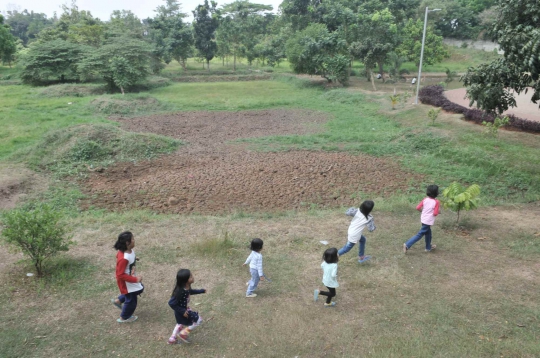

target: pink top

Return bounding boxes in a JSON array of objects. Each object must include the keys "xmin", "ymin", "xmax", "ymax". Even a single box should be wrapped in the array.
[{"xmin": 417, "ymin": 197, "xmax": 440, "ymax": 226}]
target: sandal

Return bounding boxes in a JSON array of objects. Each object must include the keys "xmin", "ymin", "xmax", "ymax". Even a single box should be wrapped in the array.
[
  {"xmin": 117, "ymin": 315, "xmax": 138, "ymax": 323},
  {"xmin": 111, "ymin": 298, "xmax": 122, "ymax": 310}
]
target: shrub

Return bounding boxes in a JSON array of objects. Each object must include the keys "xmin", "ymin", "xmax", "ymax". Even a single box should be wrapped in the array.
[
  {"xmin": 389, "ymin": 94, "xmax": 400, "ymax": 109},
  {"xmin": 0, "ymin": 204, "xmax": 73, "ymax": 277},
  {"xmin": 461, "ymin": 42, "xmax": 469, "ymax": 48},
  {"xmin": 428, "ymin": 107, "xmax": 441, "ymax": 125},
  {"xmin": 418, "ymin": 85, "xmax": 540, "ymax": 133},
  {"xmin": 442, "ymin": 182, "xmax": 480, "ymax": 224},
  {"xmin": 483, "ymin": 116, "xmax": 510, "ymax": 137}
]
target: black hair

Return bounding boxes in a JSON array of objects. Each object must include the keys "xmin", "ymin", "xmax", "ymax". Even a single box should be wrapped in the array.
[
  {"xmin": 426, "ymin": 185, "xmax": 439, "ymax": 198},
  {"xmin": 113, "ymin": 231, "xmax": 133, "ymax": 252},
  {"xmin": 359, "ymin": 200, "xmax": 375, "ymax": 219},
  {"xmin": 172, "ymin": 269, "xmax": 191, "ymax": 298},
  {"xmin": 250, "ymin": 238, "xmax": 263, "ymax": 252},
  {"xmin": 323, "ymin": 247, "xmax": 339, "ymax": 264}
]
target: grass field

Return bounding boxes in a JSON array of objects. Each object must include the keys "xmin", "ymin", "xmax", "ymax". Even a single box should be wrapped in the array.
[{"xmin": 1, "ymin": 47, "xmax": 539, "ymax": 358}]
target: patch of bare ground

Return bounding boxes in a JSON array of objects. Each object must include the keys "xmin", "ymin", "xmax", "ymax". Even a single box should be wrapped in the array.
[
  {"xmin": 80, "ymin": 109, "xmax": 422, "ymax": 214},
  {"xmin": 0, "ymin": 164, "xmax": 48, "ymax": 211}
]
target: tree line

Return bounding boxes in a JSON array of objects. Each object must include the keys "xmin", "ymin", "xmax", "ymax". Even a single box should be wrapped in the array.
[{"xmin": 0, "ymin": 0, "xmax": 502, "ymax": 91}]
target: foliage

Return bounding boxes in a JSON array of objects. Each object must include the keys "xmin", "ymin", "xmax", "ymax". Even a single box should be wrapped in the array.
[
  {"xmin": 434, "ymin": 1, "xmax": 481, "ymax": 39},
  {"xmin": 0, "ymin": 14, "xmax": 18, "ymax": 66},
  {"xmin": 482, "ymin": 115, "xmax": 509, "ymax": 137},
  {"xmin": 427, "ymin": 107, "xmax": 441, "ymax": 125},
  {"xmin": 147, "ymin": 0, "xmax": 194, "ymax": 70},
  {"xmin": 106, "ymin": 10, "xmax": 145, "ymax": 39},
  {"xmin": 442, "ymin": 182, "xmax": 480, "ymax": 224},
  {"xmin": 286, "ymin": 23, "xmax": 348, "ymax": 84},
  {"xmin": 462, "ymin": 0, "xmax": 540, "ymax": 115},
  {"xmin": 4, "ymin": 9, "xmax": 53, "ymax": 45},
  {"xmin": 78, "ymin": 36, "xmax": 152, "ymax": 93},
  {"xmin": 387, "ymin": 52, "xmax": 407, "ymax": 79},
  {"xmin": 389, "ymin": 94, "xmax": 400, "ymax": 109},
  {"xmin": 0, "ymin": 204, "xmax": 73, "ymax": 277},
  {"xmin": 351, "ymin": 8, "xmax": 398, "ymax": 88},
  {"xmin": 193, "ymin": 0, "xmax": 220, "ymax": 70},
  {"xmin": 397, "ymin": 18, "xmax": 449, "ymax": 68},
  {"xmin": 20, "ymin": 39, "xmax": 90, "ymax": 85},
  {"xmin": 445, "ymin": 67, "xmax": 457, "ymax": 83}
]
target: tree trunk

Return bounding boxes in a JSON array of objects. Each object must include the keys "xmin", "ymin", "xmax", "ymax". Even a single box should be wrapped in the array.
[
  {"xmin": 120, "ymin": 86, "xmax": 125, "ymax": 95},
  {"xmin": 207, "ymin": 59, "xmax": 210, "ymax": 71},
  {"xmin": 370, "ymin": 70, "xmax": 377, "ymax": 91},
  {"xmin": 378, "ymin": 62, "xmax": 385, "ymax": 83},
  {"xmin": 222, "ymin": 56, "xmax": 225, "ymax": 67},
  {"xmin": 233, "ymin": 52, "xmax": 236, "ymax": 71}
]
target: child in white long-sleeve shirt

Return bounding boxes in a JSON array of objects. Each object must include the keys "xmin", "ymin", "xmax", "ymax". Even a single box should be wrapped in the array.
[{"xmin": 243, "ymin": 238, "xmax": 264, "ymax": 298}]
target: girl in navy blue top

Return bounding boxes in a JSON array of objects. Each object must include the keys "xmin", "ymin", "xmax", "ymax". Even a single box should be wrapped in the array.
[{"xmin": 168, "ymin": 269, "xmax": 206, "ymax": 344}]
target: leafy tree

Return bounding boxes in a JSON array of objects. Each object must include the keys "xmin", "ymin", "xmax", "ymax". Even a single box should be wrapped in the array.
[
  {"xmin": 106, "ymin": 10, "xmax": 145, "ymax": 39},
  {"xmin": 0, "ymin": 204, "xmax": 73, "ymax": 277},
  {"xmin": 193, "ymin": 0, "xmax": 220, "ymax": 70},
  {"xmin": 286, "ymin": 23, "xmax": 349, "ymax": 84},
  {"xmin": 78, "ymin": 36, "xmax": 152, "ymax": 93},
  {"xmin": 220, "ymin": 0, "xmax": 273, "ymax": 69},
  {"xmin": 351, "ymin": 8, "xmax": 398, "ymax": 89},
  {"xmin": 462, "ymin": 0, "xmax": 540, "ymax": 114},
  {"xmin": 4, "ymin": 10, "xmax": 53, "ymax": 45},
  {"xmin": 0, "ymin": 14, "xmax": 17, "ymax": 66},
  {"xmin": 397, "ymin": 18, "xmax": 448, "ymax": 69},
  {"xmin": 435, "ymin": 1, "xmax": 480, "ymax": 39},
  {"xmin": 387, "ymin": 51, "xmax": 408, "ymax": 79},
  {"xmin": 34, "ymin": 1, "xmax": 104, "ymax": 46},
  {"xmin": 20, "ymin": 39, "xmax": 90, "ymax": 84},
  {"xmin": 442, "ymin": 182, "xmax": 480, "ymax": 224},
  {"xmin": 148, "ymin": 0, "xmax": 194, "ymax": 70}
]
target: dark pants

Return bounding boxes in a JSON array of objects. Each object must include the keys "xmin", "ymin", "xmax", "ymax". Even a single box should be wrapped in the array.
[
  {"xmin": 118, "ymin": 288, "xmax": 144, "ymax": 320},
  {"xmin": 319, "ymin": 286, "xmax": 336, "ymax": 304}
]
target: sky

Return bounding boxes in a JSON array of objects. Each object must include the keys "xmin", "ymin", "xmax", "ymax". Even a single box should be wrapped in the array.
[{"xmin": 2, "ymin": 0, "xmax": 283, "ymax": 21}]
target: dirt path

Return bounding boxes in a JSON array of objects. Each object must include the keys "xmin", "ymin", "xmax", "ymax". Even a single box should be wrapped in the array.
[
  {"xmin": 446, "ymin": 88, "xmax": 540, "ymax": 122},
  {"xmin": 81, "ymin": 109, "xmax": 422, "ymax": 214}
]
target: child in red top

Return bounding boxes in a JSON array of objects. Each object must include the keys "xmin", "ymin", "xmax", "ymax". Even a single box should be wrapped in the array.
[
  {"xmin": 111, "ymin": 231, "xmax": 144, "ymax": 323},
  {"xmin": 403, "ymin": 185, "xmax": 440, "ymax": 253}
]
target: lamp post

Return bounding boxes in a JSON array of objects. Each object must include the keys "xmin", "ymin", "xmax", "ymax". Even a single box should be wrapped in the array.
[{"xmin": 415, "ymin": 7, "xmax": 441, "ymax": 105}]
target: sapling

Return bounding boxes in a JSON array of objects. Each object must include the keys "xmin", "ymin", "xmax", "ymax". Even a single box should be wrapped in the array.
[
  {"xmin": 428, "ymin": 108, "xmax": 441, "ymax": 125},
  {"xmin": 442, "ymin": 182, "xmax": 480, "ymax": 224}
]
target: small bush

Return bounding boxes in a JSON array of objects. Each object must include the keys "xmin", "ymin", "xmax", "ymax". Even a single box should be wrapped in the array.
[
  {"xmin": 461, "ymin": 42, "xmax": 469, "ymax": 48},
  {"xmin": 389, "ymin": 94, "xmax": 400, "ymax": 109},
  {"xmin": 428, "ymin": 108, "xmax": 441, "ymax": 125},
  {"xmin": 483, "ymin": 116, "xmax": 510, "ymax": 137},
  {"xmin": 191, "ymin": 231, "xmax": 239, "ymax": 258},
  {"xmin": 442, "ymin": 182, "xmax": 480, "ymax": 224},
  {"xmin": 0, "ymin": 204, "xmax": 73, "ymax": 277}
]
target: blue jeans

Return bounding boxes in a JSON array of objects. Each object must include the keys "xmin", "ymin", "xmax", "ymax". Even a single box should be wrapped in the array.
[
  {"xmin": 405, "ymin": 224, "xmax": 432, "ymax": 250},
  {"xmin": 118, "ymin": 287, "xmax": 144, "ymax": 320},
  {"xmin": 338, "ymin": 235, "xmax": 366, "ymax": 257},
  {"xmin": 246, "ymin": 269, "xmax": 260, "ymax": 295}
]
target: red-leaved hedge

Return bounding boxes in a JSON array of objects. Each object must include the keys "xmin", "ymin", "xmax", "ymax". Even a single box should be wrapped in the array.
[{"xmin": 418, "ymin": 85, "xmax": 540, "ymax": 134}]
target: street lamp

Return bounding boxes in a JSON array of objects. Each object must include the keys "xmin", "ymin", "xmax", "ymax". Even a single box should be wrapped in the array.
[{"xmin": 415, "ymin": 7, "xmax": 442, "ymax": 105}]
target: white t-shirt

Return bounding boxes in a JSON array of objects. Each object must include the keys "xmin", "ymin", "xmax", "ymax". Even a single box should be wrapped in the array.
[
  {"xmin": 347, "ymin": 211, "xmax": 373, "ymax": 243},
  {"xmin": 124, "ymin": 250, "xmax": 143, "ymax": 293}
]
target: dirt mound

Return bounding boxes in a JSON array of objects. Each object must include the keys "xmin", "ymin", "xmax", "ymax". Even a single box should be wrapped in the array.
[
  {"xmin": 81, "ymin": 109, "xmax": 422, "ymax": 214},
  {"xmin": 0, "ymin": 166, "xmax": 48, "ymax": 210},
  {"xmin": 40, "ymin": 84, "xmax": 106, "ymax": 97},
  {"xmin": 90, "ymin": 95, "xmax": 165, "ymax": 116}
]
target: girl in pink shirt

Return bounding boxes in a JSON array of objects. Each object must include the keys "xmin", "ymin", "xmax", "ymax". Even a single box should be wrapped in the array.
[{"xmin": 403, "ymin": 185, "xmax": 440, "ymax": 253}]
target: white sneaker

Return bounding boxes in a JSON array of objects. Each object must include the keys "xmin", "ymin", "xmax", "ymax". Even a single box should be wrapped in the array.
[{"xmin": 246, "ymin": 293, "xmax": 257, "ymax": 298}]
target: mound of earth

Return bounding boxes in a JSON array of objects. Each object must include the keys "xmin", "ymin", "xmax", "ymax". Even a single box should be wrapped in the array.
[
  {"xmin": 81, "ymin": 109, "xmax": 422, "ymax": 214},
  {"xmin": 0, "ymin": 166, "xmax": 48, "ymax": 210}
]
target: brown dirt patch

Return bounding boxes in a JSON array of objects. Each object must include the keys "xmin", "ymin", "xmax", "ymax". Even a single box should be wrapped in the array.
[
  {"xmin": 446, "ymin": 87, "xmax": 540, "ymax": 122},
  {"xmin": 81, "ymin": 109, "xmax": 422, "ymax": 214},
  {"xmin": 0, "ymin": 165, "xmax": 48, "ymax": 211}
]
